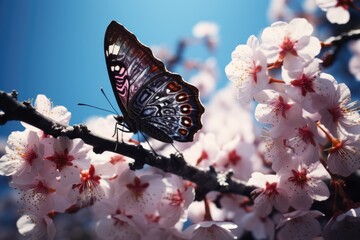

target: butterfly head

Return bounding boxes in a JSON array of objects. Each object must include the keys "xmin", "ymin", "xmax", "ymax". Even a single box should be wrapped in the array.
[{"xmin": 113, "ymin": 114, "xmax": 138, "ymax": 134}]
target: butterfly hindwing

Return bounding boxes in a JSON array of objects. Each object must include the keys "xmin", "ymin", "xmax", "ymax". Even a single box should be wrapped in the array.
[{"xmin": 130, "ymin": 73, "xmax": 204, "ymax": 142}]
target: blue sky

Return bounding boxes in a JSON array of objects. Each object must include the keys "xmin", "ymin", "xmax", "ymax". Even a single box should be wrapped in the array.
[{"xmin": 0, "ymin": 1, "xmax": 269, "ymax": 137}]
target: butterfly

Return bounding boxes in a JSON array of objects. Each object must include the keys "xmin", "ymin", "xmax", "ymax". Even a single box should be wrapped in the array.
[{"xmin": 104, "ymin": 21, "xmax": 204, "ymax": 143}]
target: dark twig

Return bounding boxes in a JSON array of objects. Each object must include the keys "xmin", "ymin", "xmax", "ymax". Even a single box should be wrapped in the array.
[
  {"xmin": 0, "ymin": 90, "xmax": 255, "ymax": 200},
  {"xmin": 321, "ymin": 29, "xmax": 360, "ymax": 67}
]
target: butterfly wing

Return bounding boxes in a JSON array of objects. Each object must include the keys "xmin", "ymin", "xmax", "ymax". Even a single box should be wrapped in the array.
[
  {"xmin": 130, "ymin": 72, "xmax": 204, "ymax": 142},
  {"xmin": 104, "ymin": 21, "xmax": 204, "ymax": 143},
  {"xmin": 104, "ymin": 21, "xmax": 164, "ymax": 115}
]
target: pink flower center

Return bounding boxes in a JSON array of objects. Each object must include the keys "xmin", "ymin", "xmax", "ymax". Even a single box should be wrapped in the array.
[
  {"xmin": 291, "ymin": 74, "xmax": 316, "ymax": 96},
  {"xmin": 328, "ymin": 105, "xmax": 343, "ymax": 124},
  {"xmin": 279, "ymin": 36, "xmax": 298, "ymax": 60},
  {"xmin": 45, "ymin": 148, "xmax": 74, "ymax": 171},
  {"xmin": 273, "ymin": 96, "xmax": 292, "ymax": 118},
  {"xmin": 298, "ymin": 125, "xmax": 316, "ymax": 146},
  {"xmin": 126, "ymin": 177, "xmax": 149, "ymax": 200},
  {"xmin": 250, "ymin": 64, "xmax": 262, "ymax": 83},
  {"xmin": 165, "ymin": 189, "xmax": 184, "ymax": 207},
  {"xmin": 33, "ymin": 181, "xmax": 56, "ymax": 195},
  {"xmin": 21, "ymin": 147, "xmax": 38, "ymax": 165},
  {"xmin": 228, "ymin": 149, "xmax": 241, "ymax": 166},
  {"xmin": 288, "ymin": 168, "xmax": 309, "ymax": 188},
  {"xmin": 264, "ymin": 182, "xmax": 279, "ymax": 196},
  {"xmin": 73, "ymin": 165, "xmax": 101, "ymax": 194}
]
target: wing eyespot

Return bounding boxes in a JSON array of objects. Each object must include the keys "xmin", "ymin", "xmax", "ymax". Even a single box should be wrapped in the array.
[
  {"xmin": 180, "ymin": 104, "xmax": 192, "ymax": 114},
  {"xmin": 176, "ymin": 92, "xmax": 189, "ymax": 102},
  {"xmin": 181, "ymin": 116, "xmax": 192, "ymax": 127},
  {"xmin": 178, "ymin": 128, "xmax": 188, "ymax": 136}
]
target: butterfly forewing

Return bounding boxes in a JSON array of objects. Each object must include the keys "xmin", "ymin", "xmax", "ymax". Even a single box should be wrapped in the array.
[
  {"xmin": 105, "ymin": 21, "xmax": 164, "ymax": 112},
  {"xmin": 104, "ymin": 21, "xmax": 204, "ymax": 143}
]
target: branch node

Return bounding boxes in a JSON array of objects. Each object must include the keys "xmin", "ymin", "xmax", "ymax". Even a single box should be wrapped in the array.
[
  {"xmin": 168, "ymin": 153, "xmax": 187, "ymax": 173},
  {"xmin": 93, "ymin": 146, "xmax": 105, "ymax": 154},
  {"xmin": 217, "ymin": 170, "xmax": 233, "ymax": 189},
  {"xmin": 72, "ymin": 124, "xmax": 90, "ymax": 137},
  {"xmin": 51, "ymin": 124, "xmax": 64, "ymax": 138},
  {"xmin": 10, "ymin": 90, "xmax": 18, "ymax": 100},
  {"xmin": 22, "ymin": 100, "xmax": 32, "ymax": 108},
  {"xmin": 129, "ymin": 160, "xmax": 145, "ymax": 170}
]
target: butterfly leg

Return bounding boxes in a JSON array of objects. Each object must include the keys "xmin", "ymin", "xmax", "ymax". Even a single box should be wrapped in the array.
[
  {"xmin": 113, "ymin": 122, "xmax": 132, "ymax": 151},
  {"xmin": 140, "ymin": 132, "xmax": 159, "ymax": 157},
  {"xmin": 170, "ymin": 143, "xmax": 183, "ymax": 158}
]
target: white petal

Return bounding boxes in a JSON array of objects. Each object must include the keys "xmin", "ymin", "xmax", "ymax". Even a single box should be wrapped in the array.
[{"xmin": 327, "ymin": 7, "xmax": 350, "ymax": 24}]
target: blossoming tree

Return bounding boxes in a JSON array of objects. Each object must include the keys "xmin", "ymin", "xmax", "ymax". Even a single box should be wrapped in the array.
[{"xmin": 2, "ymin": 1, "xmax": 360, "ymax": 239}]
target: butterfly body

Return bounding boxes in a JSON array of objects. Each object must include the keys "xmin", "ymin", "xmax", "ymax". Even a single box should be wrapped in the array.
[{"xmin": 105, "ymin": 21, "xmax": 204, "ymax": 143}]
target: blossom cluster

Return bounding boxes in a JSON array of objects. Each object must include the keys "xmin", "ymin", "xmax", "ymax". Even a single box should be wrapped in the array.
[
  {"xmin": 225, "ymin": 17, "xmax": 360, "ymax": 239},
  {"xmin": 1, "ymin": 95, "xmax": 233, "ymax": 239},
  {"xmin": 269, "ymin": 0, "xmax": 360, "ymax": 25}
]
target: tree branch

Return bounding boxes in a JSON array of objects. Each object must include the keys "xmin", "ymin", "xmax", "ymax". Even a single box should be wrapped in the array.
[
  {"xmin": 321, "ymin": 29, "xmax": 360, "ymax": 67},
  {"xmin": 0, "ymin": 90, "xmax": 255, "ymax": 200}
]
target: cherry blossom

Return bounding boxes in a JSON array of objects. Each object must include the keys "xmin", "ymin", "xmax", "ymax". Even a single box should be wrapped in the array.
[
  {"xmin": 327, "ymin": 130, "xmax": 360, "ymax": 177},
  {"xmin": 260, "ymin": 18, "xmax": 321, "ymax": 71},
  {"xmin": 225, "ymin": 35, "xmax": 269, "ymax": 104},
  {"xmin": 69, "ymin": 164, "xmax": 111, "ymax": 208},
  {"xmin": 255, "ymin": 90, "xmax": 303, "ymax": 138},
  {"xmin": 278, "ymin": 161, "xmax": 330, "ymax": 210},
  {"xmin": 262, "ymin": 135, "xmax": 293, "ymax": 172},
  {"xmin": 182, "ymin": 133, "xmax": 220, "ymax": 168},
  {"xmin": 214, "ymin": 136, "xmax": 260, "ymax": 181},
  {"xmin": 21, "ymin": 94, "xmax": 71, "ymax": 131},
  {"xmin": 85, "ymin": 114, "xmax": 134, "ymax": 142},
  {"xmin": 219, "ymin": 194, "xmax": 247, "ymax": 237},
  {"xmin": 17, "ymin": 213, "xmax": 56, "ymax": 240},
  {"xmin": 282, "ymin": 58, "xmax": 336, "ymax": 113},
  {"xmin": 11, "ymin": 176, "xmax": 70, "ymax": 216},
  {"xmin": 184, "ymin": 221, "xmax": 238, "ymax": 240},
  {"xmin": 158, "ymin": 174, "xmax": 194, "ymax": 228},
  {"xmin": 286, "ymin": 120, "xmax": 324, "ymax": 166},
  {"xmin": 241, "ymin": 211, "xmax": 275, "ymax": 240},
  {"xmin": 192, "ymin": 21, "xmax": 219, "ymax": 50},
  {"xmin": 115, "ymin": 170, "xmax": 165, "ymax": 216},
  {"xmin": 316, "ymin": 0, "xmax": 351, "ymax": 24},
  {"xmin": 43, "ymin": 137, "xmax": 91, "ymax": 186},
  {"xmin": 277, "ymin": 210, "xmax": 324, "ymax": 240},
  {"xmin": 92, "ymin": 195, "xmax": 147, "ymax": 239},
  {"xmin": 0, "ymin": 130, "xmax": 43, "ymax": 182},
  {"xmin": 319, "ymin": 83, "xmax": 360, "ymax": 135},
  {"xmin": 248, "ymin": 172, "xmax": 289, "ymax": 217},
  {"xmin": 267, "ymin": 0, "xmax": 294, "ymax": 21},
  {"xmin": 187, "ymin": 194, "xmax": 227, "ymax": 223}
]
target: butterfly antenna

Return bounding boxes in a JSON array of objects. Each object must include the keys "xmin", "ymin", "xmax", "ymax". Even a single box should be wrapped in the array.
[
  {"xmin": 77, "ymin": 103, "xmax": 116, "ymax": 114},
  {"xmin": 100, "ymin": 87, "xmax": 119, "ymax": 115}
]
